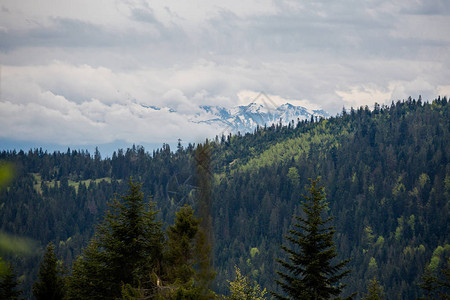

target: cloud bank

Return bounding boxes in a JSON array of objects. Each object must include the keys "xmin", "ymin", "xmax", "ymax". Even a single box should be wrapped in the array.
[{"xmin": 1, "ymin": 0, "xmax": 449, "ymax": 149}]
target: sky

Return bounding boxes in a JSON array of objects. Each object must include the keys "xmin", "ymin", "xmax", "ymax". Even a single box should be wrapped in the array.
[{"xmin": 1, "ymin": 0, "xmax": 450, "ymax": 155}]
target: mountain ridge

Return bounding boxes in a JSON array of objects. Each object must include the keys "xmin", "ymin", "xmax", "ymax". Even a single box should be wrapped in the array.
[
  {"xmin": 143, "ymin": 101, "xmax": 329, "ymax": 134},
  {"xmin": 193, "ymin": 102, "xmax": 329, "ymax": 134}
]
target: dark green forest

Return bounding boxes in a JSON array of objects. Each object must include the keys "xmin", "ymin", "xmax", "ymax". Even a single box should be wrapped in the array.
[{"xmin": 0, "ymin": 97, "xmax": 449, "ymax": 299}]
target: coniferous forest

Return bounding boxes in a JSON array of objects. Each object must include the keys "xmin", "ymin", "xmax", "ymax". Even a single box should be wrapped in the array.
[{"xmin": 0, "ymin": 97, "xmax": 449, "ymax": 299}]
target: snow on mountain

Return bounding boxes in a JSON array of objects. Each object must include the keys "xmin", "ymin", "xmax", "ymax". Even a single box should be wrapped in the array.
[
  {"xmin": 193, "ymin": 102, "xmax": 329, "ymax": 134},
  {"xmin": 143, "ymin": 101, "xmax": 328, "ymax": 135}
]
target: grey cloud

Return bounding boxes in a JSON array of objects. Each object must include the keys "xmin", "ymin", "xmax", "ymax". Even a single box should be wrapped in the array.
[
  {"xmin": 0, "ymin": 18, "xmax": 119, "ymax": 50},
  {"xmin": 0, "ymin": 15, "xmax": 187, "ymax": 51},
  {"xmin": 131, "ymin": 8, "xmax": 159, "ymax": 24},
  {"xmin": 399, "ymin": 0, "xmax": 450, "ymax": 15},
  {"xmin": 201, "ymin": 1, "xmax": 450, "ymax": 62}
]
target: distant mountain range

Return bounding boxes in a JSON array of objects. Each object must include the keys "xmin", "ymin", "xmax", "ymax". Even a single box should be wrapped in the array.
[
  {"xmin": 144, "ymin": 102, "xmax": 329, "ymax": 135},
  {"xmin": 192, "ymin": 102, "xmax": 329, "ymax": 134}
]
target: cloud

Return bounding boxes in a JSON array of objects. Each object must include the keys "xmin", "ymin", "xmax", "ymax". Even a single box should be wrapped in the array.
[
  {"xmin": 1, "ymin": 0, "xmax": 450, "ymax": 148},
  {"xmin": 237, "ymin": 90, "xmax": 321, "ymax": 110},
  {"xmin": 0, "ymin": 96, "xmax": 217, "ymax": 145},
  {"xmin": 336, "ymin": 77, "xmax": 443, "ymax": 109},
  {"xmin": 0, "ymin": 16, "xmax": 178, "ymax": 51},
  {"xmin": 130, "ymin": 7, "xmax": 159, "ymax": 24}
]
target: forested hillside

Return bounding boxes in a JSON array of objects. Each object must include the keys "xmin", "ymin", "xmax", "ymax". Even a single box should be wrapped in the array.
[{"xmin": 0, "ymin": 97, "xmax": 449, "ymax": 299}]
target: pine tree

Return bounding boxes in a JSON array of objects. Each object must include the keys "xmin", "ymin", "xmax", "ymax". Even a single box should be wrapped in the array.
[
  {"xmin": 362, "ymin": 277, "xmax": 384, "ymax": 300},
  {"xmin": 273, "ymin": 178, "xmax": 351, "ymax": 300},
  {"xmin": 32, "ymin": 242, "xmax": 66, "ymax": 300},
  {"xmin": 67, "ymin": 179, "xmax": 164, "ymax": 300},
  {"xmin": 0, "ymin": 260, "xmax": 22, "ymax": 300}
]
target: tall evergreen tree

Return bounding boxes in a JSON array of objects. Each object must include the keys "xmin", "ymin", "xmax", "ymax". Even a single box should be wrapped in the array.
[
  {"xmin": 164, "ymin": 204, "xmax": 216, "ymax": 299},
  {"xmin": 195, "ymin": 142, "xmax": 213, "ymax": 250},
  {"xmin": 418, "ymin": 258, "xmax": 450, "ymax": 300},
  {"xmin": 361, "ymin": 277, "xmax": 384, "ymax": 300},
  {"xmin": 166, "ymin": 205, "xmax": 199, "ymax": 285},
  {"xmin": 273, "ymin": 178, "xmax": 351, "ymax": 300},
  {"xmin": 418, "ymin": 265, "xmax": 439, "ymax": 300},
  {"xmin": 0, "ymin": 260, "xmax": 22, "ymax": 300},
  {"xmin": 32, "ymin": 242, "xmax": 66, "ymax": 300},
  {"xmin": 438, "ymin": 258, "xmax": 450, "ymax": 299},
  {"xmin": 194, "ymin": 142, "xmax": 216, "ymax": 298},
  {"xmin": 67, "ymin": 179, "xmax": 164, "ymax": 300}
]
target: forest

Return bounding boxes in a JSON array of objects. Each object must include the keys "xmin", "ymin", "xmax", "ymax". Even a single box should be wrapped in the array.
[{"xmin": 0, "ymin": 96, "xmax": 449, "ymax": 299}]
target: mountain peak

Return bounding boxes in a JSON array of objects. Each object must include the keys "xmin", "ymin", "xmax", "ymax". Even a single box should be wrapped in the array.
[{"xmin": 192, "ymin": 102, "xmax": 328, "ymax": 134}]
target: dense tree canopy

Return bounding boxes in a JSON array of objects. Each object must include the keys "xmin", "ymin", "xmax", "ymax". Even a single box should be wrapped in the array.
[{"xmin": 0, "ymin": 97, "xmax": 448, "ymax": 299}]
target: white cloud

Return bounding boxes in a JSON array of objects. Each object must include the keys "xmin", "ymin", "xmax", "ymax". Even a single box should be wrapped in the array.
[
  {"xmin": 437, "ymin": 85, "xmax": 450, "ymax": 97},
  {"xmin": 0, "ymin": 97, "xmax": 217, "ymax": 145},
  {"xmin": 237, "ymin": 90, "xmax": 321, "ymax": 110},
  {"xmin": 336, "ymin": 78, "xmax": 444, "ymax": 109},
  {"xmin": 336, "ymin": 86, "xmax": 392, "ymax": 109},
  {"xmin": 1, "ymin": 0, "xmax": 449, "ymax": 149}
]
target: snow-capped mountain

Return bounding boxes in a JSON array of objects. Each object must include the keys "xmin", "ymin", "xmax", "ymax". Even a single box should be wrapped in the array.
[
  {"xmin": 143, "ymin": 101, "xmax": 328, "ymax": 135},
  {"xmin": 193, "ymin": 102, "xmax": 329, "ymax": 134}
]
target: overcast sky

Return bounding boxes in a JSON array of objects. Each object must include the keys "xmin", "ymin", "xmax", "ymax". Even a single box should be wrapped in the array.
[{"xmin": 1, "ymin": 0, "xmax": 449, "ymax": 152}]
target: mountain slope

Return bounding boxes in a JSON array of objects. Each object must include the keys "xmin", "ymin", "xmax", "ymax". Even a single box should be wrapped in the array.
[
  {"xmin": 210, "ymin": 98, "xmax": 449, "ymax": 298},
  {"xmin": 0, "ymin": 97, "xmax": 448, "ymax": 299}
]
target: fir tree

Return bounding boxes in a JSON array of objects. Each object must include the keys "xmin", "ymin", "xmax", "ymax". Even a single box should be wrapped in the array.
[
  {"xmin": 164, "ymin": 204, "xmax": 215, "ymax": 299},
  {"xmin": 273, "ymin": 178, "xmax": 351, "ymax": 300},
  {"xmin": 32, "ymin": 242, "xmax": 66, "ymax": 300},
  {"xmin": 67, "ymin": 179, "xmax": 164, "ymax": 300},
  {"xmin": 418, "ymin": 258, "xmax": 450, "ymax": 300},
  {"xmin": 361, "ymin": 277, "xmax": 384, "ymax": 300},
  {"xmin": 165, "ymin": 204, "xmax": 200, "ymax": 297},
  {"xmin": 418, "ymin": 265, "xmax": 439, "ymax": 300},
  {"xmin": 438, "ymin": 258, "xmax": 450, "ymax": 299},
  {"xmin": 0, "ymin": 260, "xmax": 22, "ymax": 300},
  {"xmin": 194, "ymin": 142, "xmax": 216, "ymax": 298}
]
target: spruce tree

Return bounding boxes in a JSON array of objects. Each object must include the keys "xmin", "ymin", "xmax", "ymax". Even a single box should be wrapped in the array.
[
  {"xmin": 67, "ymin": 179, "xmax": 164, "ymax": 300},
  {"xmin": 418, "ymin": 265, "xmax": 438, "ymax": 300},
  {"xmin": 166, "ymin": 205, "xmax": 200, "ymax": 285},
  {"xmin": 438, "ymin": 258, "xmax": 450, "ymax": 299},
  {"xmin": 273, "ymin": 178, "xmax": 351, "ymax": 300},
  {"xmin": 194, "ymin": 142, "xmax": 216, "ymax": 298},
  {"xmin": 362, "ymin": 277, "xmax": 384, "ymax": 300},
  {"xmin": 418, "ymin": 258, "xmax": 450, "ymax": 300},
  {"xmin": 32, "ymin": 242, "xmax": 65, "ymax": 300},
  {"xmin": 0, "ymin": 261, "xmax": 22, "ymax": 300},
  {"xmin": 163, "ymin": 204, "xmax": 216, "ymax": 299}
]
